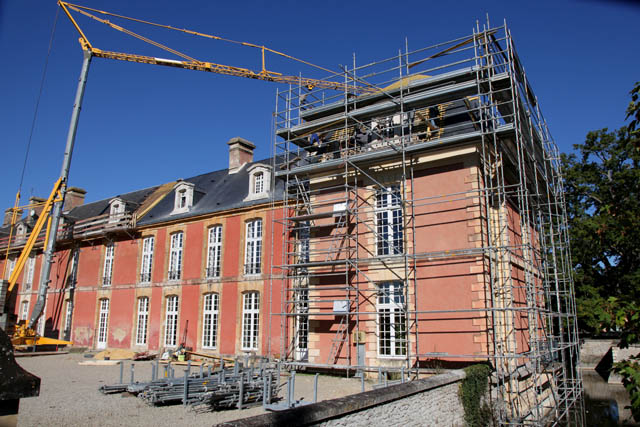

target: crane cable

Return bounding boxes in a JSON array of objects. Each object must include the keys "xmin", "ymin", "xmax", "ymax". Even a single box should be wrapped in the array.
[
  {"xmin": 63, "ymin": 2, "xmax": 337, "ymax": 76},
  {"xmin": 3, "ymin": 6, "xmax": 60, "ymax": 280},
  {"xmin": 20, "ymin": 7, "xmax": 60, "ymax": 194}
]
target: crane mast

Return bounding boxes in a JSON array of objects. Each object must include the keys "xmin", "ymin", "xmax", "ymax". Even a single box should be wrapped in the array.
[{"xmin": 12, "ymin": 1, "xmax": 375, "ymax": 335}]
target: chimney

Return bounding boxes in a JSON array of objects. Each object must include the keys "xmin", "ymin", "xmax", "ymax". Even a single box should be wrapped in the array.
[
  {"xmin": 28, "ymin": 196, "xmax": 46, "ymax": 219},
  {"xmin": 64, "ymin": 187, "xmax": 87, "ymax": 211},
  {"xmin": 3, "ymin": 208, "xmax": 23, "ymax": 227},
  {"xmin": 227, "ymin": 137, "xmax": 255, "ymax": 174}
]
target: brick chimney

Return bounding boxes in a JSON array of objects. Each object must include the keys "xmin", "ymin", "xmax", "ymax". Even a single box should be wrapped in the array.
[
  {"xmin": 3, "ymin": 208, "xmax": 23, "ymax": 227},
  {"xmin": 227, "ymin": 137, "xmax": 255, "ymax": 174},
  {"xmin": 28, "ymin": 196, "xmax": 46, "ymax": 218},
  {"xmin": 64, "ymin": 187, "xmax": 86, "ymax": 211}
]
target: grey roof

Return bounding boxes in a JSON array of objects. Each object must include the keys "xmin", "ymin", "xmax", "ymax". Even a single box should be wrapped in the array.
[
  {"xmin": 138, "ymin": 158, "xmax": 283, "ymax": 226},
  {"xmin": 64, "ymin": 186, "xmax": 159, "ymax": 221}
]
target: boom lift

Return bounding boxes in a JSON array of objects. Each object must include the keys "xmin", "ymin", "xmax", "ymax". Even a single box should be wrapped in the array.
[{"xmin": 2, "ymin": 1, "xmax": 375, "ymax": 347}]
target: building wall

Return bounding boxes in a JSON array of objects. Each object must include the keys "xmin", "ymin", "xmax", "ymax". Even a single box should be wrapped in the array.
[
  {"xmin": 8, "ymin": 203, "xmax": 284, "ymax": 358},
  {"xmin": 300, "ymin": 150, "xmax": 489, "ymax": 367}
]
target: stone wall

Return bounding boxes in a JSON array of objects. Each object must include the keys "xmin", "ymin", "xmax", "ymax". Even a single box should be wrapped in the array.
[{"xmin": 220, "ymin": 370, "xmax": 466, "ymax": 427}]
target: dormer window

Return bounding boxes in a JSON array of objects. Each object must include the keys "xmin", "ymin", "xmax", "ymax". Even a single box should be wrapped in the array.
[
  {"xmin": 109, "ymin": 198, "xmax": 126, "ymax": 223},
  {"xmin": 254, "ymin": 172, "xmax": 264, "ymax": 194},
  {"xmin": 244, "ymin": 164, "xmax": 272, "ymax": 202},
  {"xmin": 15, "ymin": 223, "xmax": 26, "ymax": 243},
  {"xmin": 171, "ymin": 181, "xmax": 195, "ymax": 214}
]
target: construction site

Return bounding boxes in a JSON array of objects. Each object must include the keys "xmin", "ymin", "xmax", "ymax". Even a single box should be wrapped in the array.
[{"xmin": 0, "ymin": 3, "xmax": 583, "ymax": 426}]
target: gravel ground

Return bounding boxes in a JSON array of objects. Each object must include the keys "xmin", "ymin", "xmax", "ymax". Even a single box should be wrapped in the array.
[{"xmin": 16, "ymin": 353, "xmax": 369, "ymax": 426}]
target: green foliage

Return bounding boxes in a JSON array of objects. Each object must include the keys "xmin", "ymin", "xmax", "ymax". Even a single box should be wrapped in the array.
[
  {"xmin": 561, "ymin": 118, "xmax": 640, "ymax": 335},
  {"xmin": 565, "ymin": 82, "xmax": 640, "ymax": 422},
  {"xmin": 615, "ymin": 356, "xmax": 640, "ymax": 421},
  {"xmin": 459, "ymin": 364, "xmax": 493, "ymax": 427}
]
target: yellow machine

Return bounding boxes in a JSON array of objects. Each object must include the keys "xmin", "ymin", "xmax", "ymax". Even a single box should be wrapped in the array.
[{"xmin": 2, "ymin": 178, "xmax": 72, "ymax": 348}]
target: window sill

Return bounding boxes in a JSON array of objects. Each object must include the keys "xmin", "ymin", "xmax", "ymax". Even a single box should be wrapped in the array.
[{"xmin": 377, "ymin": 354, "xmax": 408, "ymax": 360}]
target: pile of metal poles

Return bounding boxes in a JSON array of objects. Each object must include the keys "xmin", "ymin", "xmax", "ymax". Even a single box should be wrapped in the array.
[{"xmin": 99, "ymin": 357, "xmax": 280, "ymax": 410}]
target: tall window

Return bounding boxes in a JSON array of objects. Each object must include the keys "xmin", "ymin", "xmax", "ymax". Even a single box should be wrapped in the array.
[
  {"xmin": 103, "ymin": 244, "xmax": 114, "ymax": 286},
  {"xmin": 241, "ymin": 292, "xmax": 260, "ymax": 350},
  {"xmin": 178, "ymin": 190, "xmax": 187, "ymax": 209},
  {"xmin": 168, "ymin": 232, "xmax": 183, "ymax": 281},
  {"xmin": 97, "ymin": 299, "xmax": 109, "ymax": 349},
  {"xmin": 6, "ymin": 257, "xmax": 16, "ymax": 280},
  {"xmin": 295, "ymin": 288, "xmax": 309, "ymax": 361},
  {"xmin": 136, "ymin": 297, "xmax": 149, "ymax": 345},
  {"xmin": 376, "ymin": 186, "xmax": 403, "ymax": 256},
  {"xmin": 244, "ymin": 219, "xmax": 262, "ymax": 275},
  {"xmin": 24, "ymin": 255, "xmax": 35, "ymax": 291},
  {"xmin": 377, "ymin": 282, "xmax": 407, "ymax": 357},
  {"xmin": 206, "ymin": 226, "xmax": 222, "ymax": 278},
  {"xmin": 140, "ymin": 237, "xmax": 154, "ymax": 283},
  {"xmin": 254, "ymin": 172, "xmax": 264, "ymax": 194},
  {"xmin": 164, "ymin": 295, "xmax": 179, "ymax": 347},
  {"xmin": 20, "ymin": 300, "xmax": 29, "ymax": 321},
  {"xmin": 202, "ymin": 293, "xmax": 219, "ymax": 349},
  {"xmin": 64, "ymin": 300, "xmax": 73, "ymax": 334}
]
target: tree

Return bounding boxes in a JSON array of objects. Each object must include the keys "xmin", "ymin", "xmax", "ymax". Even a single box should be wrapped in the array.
[{"xmin": 563, "ymin": 82, "xmax": 640, "ymax": 421}]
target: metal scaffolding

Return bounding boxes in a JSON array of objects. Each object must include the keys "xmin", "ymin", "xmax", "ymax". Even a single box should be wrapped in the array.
[{"xmin": 270, "ymin": 19, "xmax": 583, "ymax": 425}]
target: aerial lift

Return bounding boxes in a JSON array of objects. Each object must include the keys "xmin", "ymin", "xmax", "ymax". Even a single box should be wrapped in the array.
[{"xmin": 1, "ymin": 1, "xmax": 376, "ymax": 347}]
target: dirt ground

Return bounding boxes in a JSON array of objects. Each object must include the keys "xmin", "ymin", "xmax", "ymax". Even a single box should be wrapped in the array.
[{"xmin": 15, "ymin": 353, "xmax": 369, "ymax": 426}]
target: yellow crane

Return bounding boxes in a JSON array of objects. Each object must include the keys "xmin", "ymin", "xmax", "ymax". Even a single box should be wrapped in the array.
[
  {"xmin": 58, "ymin": 1, "xmax": 377, "ymax": 94},
  {"xmin": 2, "ymin": 1, "xmax": 375, "ymax": 348}
]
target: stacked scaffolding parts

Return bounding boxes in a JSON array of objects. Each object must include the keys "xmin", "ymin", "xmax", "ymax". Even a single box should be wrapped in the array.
[{"xmin": 271, "ymin": 21, "xmax": 583, "ymax": 425}]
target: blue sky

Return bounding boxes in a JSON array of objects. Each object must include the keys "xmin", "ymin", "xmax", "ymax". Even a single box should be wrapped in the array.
[{"xmin": 0, "ymin": 0, "xmax": 638, "ymax": 210}]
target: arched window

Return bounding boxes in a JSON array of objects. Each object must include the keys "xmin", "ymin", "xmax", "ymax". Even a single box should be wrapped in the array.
[
  {"xmin": 136, "ymin": 297, "xmax": 149, "ymax": 345},
  {"xmin": 202, "ymin": 293, "xmax": 219, "ymax": 349},
  {"xmin": 164, "ymin": 295, "xmax": 179, "ymax": 347},
  {"xmin": 241, "ymin": 292, "xmax": 260, "ymax": 350},
  {"xmin": 97, "ymin": 299, "xmax": 109, "ymax": 349}
]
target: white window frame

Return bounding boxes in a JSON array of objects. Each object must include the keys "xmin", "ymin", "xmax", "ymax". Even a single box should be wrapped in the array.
[
  {"xmin": 168, "ymin": 232, "xmax": 183, "ymax": 281},
  {"xmin": 15, "ymin": 223, "xmax": 26, "ymax": 242},
  {"xmin": 241, "ymin": 292, "xmax": 260, "ymax": 351},
  {"xmin": 24, "ymin": 255, "xmax": 35, "ymax": 291},
  {"xmin": 254, "ymin": 172, "xmax": 264, "ymax": 194},
  {"xmin": 295, "ymin": 288, "xmax": 309, "ymax": 361},
  {"xmin": 375, "ymin": 186, "xmax": 403, "ymax": 256},
  {"xmin": 136, "ymin": 297, "xmax": 149, "ymax": 346},
  {"xmin": 97, "ymin": 298, "xmax": 109, "ymax": 349},
  {"xmin": 108, "ymin": 198, "xmax": 126, "ymax": 223},
  {"xmin": 6, "ymin": 257, "xmax": 16, "ymax": 280},
  {"xmin": 164, "ymin": 295, "xmax": 179, "ymax": 347},
  {"xmin": 171, "ymin": 182, "xmax": 195, "ymax": 214},
  {"xmin": 64, "ymin": 300, "xmax": 73, "ymax": 335},
  {"xmin": 102, "ymin": 244, "xmax": 114, "ymax": 286},
  {"xmin": 20, "ymin": 300, "xmax": 29, "ymax": 322},
  {"xmin": 377, "ymin": 282, "xmax": 407, "ymax": 358},
  {"xmin": 244, "ymin": 219, "xmax": 262, "ymax": 275},
  {"xmin": 202, "ymin": 293, "xmax": 219, "ymax": 349},
  {"xmin": 206, "ymin": 226, "xmax": 222, "ymax": 278},
  {"xmin": 140, "ymin": 236, "xmax": 154, "ymax": 283},
  {"xmin": 244, "ymin": 164, "xmax": 272, "ymax": 202}
]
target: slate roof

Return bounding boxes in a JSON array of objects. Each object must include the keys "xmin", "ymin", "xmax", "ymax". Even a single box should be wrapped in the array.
[
  {"xmin": 64, "ymin": 186, "xmax": 159, "ymax": 221},
  {"xmin": 138, "ymin": 158, "xmax": 283, "ymax": 226},
  {"xmin": 58, "ymin": 157, "xmax": 283, "ymax": 227}
]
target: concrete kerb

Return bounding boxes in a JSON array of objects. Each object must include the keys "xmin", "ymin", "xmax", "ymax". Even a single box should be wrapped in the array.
[{"xmin": 217, "ymin": 370, "xmax": 466, "ymax": 427}]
